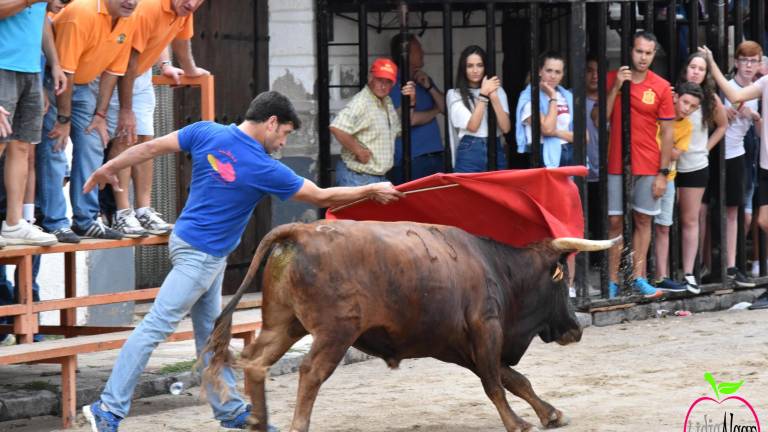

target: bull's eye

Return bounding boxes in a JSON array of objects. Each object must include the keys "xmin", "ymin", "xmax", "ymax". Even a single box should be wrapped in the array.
[{"xmin": 552, "ymin": 265, "xmax": 564, "ymax": 282}]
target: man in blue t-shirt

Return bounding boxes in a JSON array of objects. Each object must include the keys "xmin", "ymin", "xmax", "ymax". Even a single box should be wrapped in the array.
[
  {"xmin": 387, "ymin": 34, "xmax": 446, "ymax": 184},
  {"xmin": 81, "ymin": 91, "xmax": 403, "ymax": 431},
  {"xmin": 0, "ymin": 0, "xmax": 65, "ymax": 246}
]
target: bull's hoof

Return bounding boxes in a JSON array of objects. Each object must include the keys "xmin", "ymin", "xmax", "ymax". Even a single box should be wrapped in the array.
[{"xmin": 542, "ymin": 409, "xmax": 570, "ymax": 429}]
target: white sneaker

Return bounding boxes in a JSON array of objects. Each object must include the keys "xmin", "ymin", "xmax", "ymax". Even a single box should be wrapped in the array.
[
  {"xmin": 0, "ymin": 234, "xmax": 6, "ymax": 248},
  {"xmin": 0, "ymin": 334, "xmax": 15, "ymax": 346},
  {"xmin": 113, "ymin": 209, "xmax": 149, "ymax": 238},
  {"xmin": 136, "ymin": 208, "xmax": 173, "ymax": 235},
  {"xmin": 684, "ymin": 274, "xmax": 701, "ymax": 295},
  {"xmin": 1, "ymin": 220, "xmax": 57, "ymax": 246},
  {"xmin": 750, "ymin": 260, "xmax": 762, "ymax": 278}
]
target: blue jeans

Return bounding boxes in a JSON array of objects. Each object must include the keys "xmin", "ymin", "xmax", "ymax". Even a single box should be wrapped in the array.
[
  {"xmin": 387, "ymin": 152, "xmax": 444, "ymax": 185},
  {"xmin": 454, "ymin": 135, "xmax": 506, "ymax": 173},
  {"xmin": 37, "ymin": 73, "xmax": 103, "ymax": 232},
  {"xmin": 559, "ymin": 143, "xmax": 575, "ymax": 167},
  {"xmin": 100, "ymin": 233, "xmax": 246, "ymax": 421},
  {"xmin": 335, "ymin": 160, "xmax": 386, "ymax": 186}
]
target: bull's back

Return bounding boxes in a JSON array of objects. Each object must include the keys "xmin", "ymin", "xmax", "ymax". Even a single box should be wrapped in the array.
[{"xmin": 264, "ymin": 221, "xmax": 489, "ymax": 357}]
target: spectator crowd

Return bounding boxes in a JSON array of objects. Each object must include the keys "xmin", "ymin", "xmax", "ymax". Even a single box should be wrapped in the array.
[{"xmin": 331, "ymin": 30, "xmax": 768, "ymax": 310}]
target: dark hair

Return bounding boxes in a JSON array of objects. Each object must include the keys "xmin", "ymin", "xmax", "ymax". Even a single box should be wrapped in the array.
[
  {"xmin": 586, "ymin": 52, "xmax": 599, "ymax": 65},
  {"xmin": 677, "ymin": 52, "xmax": 716, "ymax": 127},
  {"xmin": 676, "ymin": 81, "xmax": 704, "ymax": 102},
  {"xmin": 244, "ymin": 91, "xmax": 301, "ymax": 129},
  {"xmin": 390, "ymin": 33, "xmax": 417, "ymax": 65},
  {"xmin": 538, "ymin": 51, "xmax": 565, "ymax": 70},
  {"xmin": 633, "ymin": 31, "xmax": 658, "ymax": 50},
  {"xmin": 455, "ymin": 45, "xmax": 487, "ymax": 110}
]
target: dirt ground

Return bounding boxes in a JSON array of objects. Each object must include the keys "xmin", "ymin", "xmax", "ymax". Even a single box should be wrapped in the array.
[{"xmin": 6, "ymin": 308, "xmax": 768, "ymax": 432}]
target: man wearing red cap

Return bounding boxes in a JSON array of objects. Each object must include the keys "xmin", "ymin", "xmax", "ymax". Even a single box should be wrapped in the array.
[{"xmin": 330, "ymin": 57, "xmax": 416, "ymax": 186}]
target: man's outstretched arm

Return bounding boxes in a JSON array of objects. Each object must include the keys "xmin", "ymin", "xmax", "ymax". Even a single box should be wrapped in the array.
[
  {"xmin": 292, "ymin": 178, "xmax": 403, "ymax": 208},
  {"xmin": 83, "ymin": 131, "xmax": 181, "ymax": 193}
]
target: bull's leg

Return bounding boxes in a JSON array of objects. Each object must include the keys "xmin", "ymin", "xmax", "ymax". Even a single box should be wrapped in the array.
[
  {"xmin": 471, "ymin": 322, "xmax": 538, "ymax": 432},
  {"xmin": 242, "ymin": 327, "xmax": 305, "ymax": 431},
  {"xmin": 501, "ymin": 367, "xmax": 569, "ymax": 429},
  {"xmin": 289, "ymin": 331, "xmax": 357, "ymax": 432}
]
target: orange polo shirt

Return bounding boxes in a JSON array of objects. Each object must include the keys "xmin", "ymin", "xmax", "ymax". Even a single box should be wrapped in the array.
[
  {"xmin": 53, "ymin": 0, "xmax": 135, "ymax": 85},
  {"xmin": 132, "ymin": 0, "xmax": 194, "ymax": 75}
]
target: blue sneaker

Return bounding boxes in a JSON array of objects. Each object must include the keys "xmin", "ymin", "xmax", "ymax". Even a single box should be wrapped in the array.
[
  {"xmin": 633, "ymin": 278, "xmax": 663, "ymax": 299},
  {"xmin": 220, "ymin": 405, "xmax": 279, "ymax": 431},
  {"xmin": 654, "ymin": 278, "xmax": 687, "ymax": 293},
  {"xmin": 83, "ymin": 401, "xmax": 121, "ymax": 432},
  {"xmin": 608, "ymin": 281, "xmax": 619, "ymax": 299}
]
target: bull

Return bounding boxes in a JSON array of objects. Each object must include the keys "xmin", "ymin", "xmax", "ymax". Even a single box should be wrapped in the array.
[{"xmin": 203, "ymin": 220, "xmax": 618, "ymax": 432}]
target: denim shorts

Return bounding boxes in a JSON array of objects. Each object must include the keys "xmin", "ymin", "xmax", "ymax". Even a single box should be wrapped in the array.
[
  {"xmin": 654, "ymin": 180, "xmax": 675, "ymax": 226},
  {"xmin": 0, "ymin": 69, "xmax": 43, "ymax": 144},
  {"xmin": 454, "ymin": 135, "xmax": 506, "ymax": 173},
  {"xmin": 107, "ymin": 69, "xmax": 156, "ymax": 137},
  {"xmin": 608, "ymin": 174, "xmax": 661, "ymax": 216}
]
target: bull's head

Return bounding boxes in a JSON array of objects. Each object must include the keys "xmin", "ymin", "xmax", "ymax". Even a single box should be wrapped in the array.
[{"xmin": 538, "ymin": 236, "xmax": 621, "ymax": 346}]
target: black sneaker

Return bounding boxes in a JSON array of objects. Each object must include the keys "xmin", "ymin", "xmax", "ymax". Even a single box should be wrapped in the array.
[
  {"xmin": 726, "ymin": 267, "xmax": 756, "ymax": 288},
  {"xmin": 749, "ymin": 291, "xmax": 768, "ymax": 310},
  {"xmin": 51, "ymin": 227, "xmax": 81, "ymax": 244},
  {"xmin": 73, "ymin": 219, "xmax": 123, "ymax": 240}
]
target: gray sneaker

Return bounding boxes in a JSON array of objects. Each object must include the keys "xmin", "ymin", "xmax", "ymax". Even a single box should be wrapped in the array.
[
  {"xmin": 113, "ymin": 209, "xmax": 149, "ymax": 238},
  {"xmin": 73, "ymin": 219, "xmax": 124, "ymax": 240},
  {"xmin": 137, "ymin": 208, "xmax": 173, "ymax": 235},
  {"xmin": 1, "ymin": 220, "xmax": 57, "ymax": 246}
]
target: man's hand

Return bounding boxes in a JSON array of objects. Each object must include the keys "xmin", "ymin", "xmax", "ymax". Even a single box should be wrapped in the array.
[
  {"xmin": 49, "ymin": 121, "xmax": 70, "ymax": 152},
  {"xmin": 614, "ymin": 66, "xmax": 632, "ymax": 90},
  {"xmin": 183, "ymin": 66, "xmax": 210, "ymax": 78},
  {"xmin": 83, "ymin": 164, "xmax": 121, "ymax": 194},
  {"xmin": 115, "ymin": 107, "xmax": 137, "ymax": 145},
  {"xmin": 0, "ymin": 106, "xmax": 11, "ymax": 139},
  {"xmin": 162, "ymin": 65, "xmax": 186, "ymax": 85},
  {"xmin": 51, "ymin": 65, "xmax": 67, "ymax": 96},
  {"xmin": 413, "ymin": 69, "xmax": 431, "ymax": 89},
  {"xmin": 355, "ymin": 147, "xmax": 372, "ymax": 164},
  {"xmin": 366, "ymin": 181, "xmax": 404, "ymax": 204},
  {"xmin": 85, "ymin": 114, "xmax": 110, "ymax": 147},
  {"xmin": 401, "ymin": 81, "xmax": 417, "ymax": 106},
  {"xmin": 652, "ymin": 174, "xmax": 667, "ymax": 199}
]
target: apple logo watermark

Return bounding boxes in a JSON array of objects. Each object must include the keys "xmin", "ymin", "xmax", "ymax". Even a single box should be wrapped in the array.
[{"xmin": 683, "ymin": 372, "xmax": 761, "ymax": 432}]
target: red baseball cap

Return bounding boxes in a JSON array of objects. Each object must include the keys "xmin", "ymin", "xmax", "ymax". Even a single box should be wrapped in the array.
[{"xmin": 370, "ymin": 58, "xmax": 397, "ymax": 83}]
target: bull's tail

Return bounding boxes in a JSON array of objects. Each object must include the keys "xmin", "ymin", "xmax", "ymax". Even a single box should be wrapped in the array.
[{"xmin": 199, "ymin": 223, "xmax": 298, "ymax": 401}]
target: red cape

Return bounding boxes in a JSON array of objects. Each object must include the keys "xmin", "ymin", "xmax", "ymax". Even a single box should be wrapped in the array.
[{"xmin": 326, "ymin": 166, "xmax": 586, "ymax": 247}]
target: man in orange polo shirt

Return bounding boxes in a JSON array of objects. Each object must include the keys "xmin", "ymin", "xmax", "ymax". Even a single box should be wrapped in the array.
[
  {"xmin": 36, "ymin": 0, "xmax": 136, "ymax": 243},
  {"xmin": 97, "ymin": 0, "xmax": 209, "ymax": 238}
]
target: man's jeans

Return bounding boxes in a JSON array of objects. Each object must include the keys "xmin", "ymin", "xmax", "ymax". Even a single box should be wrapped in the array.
[
  {"xmin": 100, "ymin": 234, "xmax": 247, "ymax": 421},
  {"xmin": 37, "ymin": 73, "xmax": 103, "ymax": 232},
  {"xmin": 387, "ymin": 151, "xmax": 444, "ymax": 185},
  {"xmin": 335, "ymin": 160, "xmax": 386, "ymax": 186}
]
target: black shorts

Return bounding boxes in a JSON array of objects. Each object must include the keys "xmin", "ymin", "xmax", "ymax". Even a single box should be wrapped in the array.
[
  {"xmin": 676, "ymin": 166, "xmax": 709, "ymax": 188},
  {"xmin": 758, "ymin": 168, "xmax": 768, "ymax": 208},
  {"xmin": 725, "ymin": 155, "xmax": 745, "ymax": 207}
]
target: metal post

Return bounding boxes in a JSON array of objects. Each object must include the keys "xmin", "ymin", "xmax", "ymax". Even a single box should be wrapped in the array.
[
  {"xmin": 570, "ymin": 1, "xmax": 588, "ymax": 298},
  {"xmin": 598, "ymin": 1, "xmax": 610, "ymax": 298},
  {"xmin": 709, "ymin": 0, "xmax": 728, "ymax": 286},
  {"xmin": 399, "ymin": 1, "xmax": 412, "ymax": 182},
  {"xmin": 358, "ymin": 1, "xmax": 368, "ymax": 89},
  {"xmin": 645, "ymin": 0, "xmax": 655, "ymax": 33},
  {"xmin": 316, "ymin": 0, "xmax": 332, "ymax": 191},
  {"xmin": 442, "ymin": 2, "xmax": 453, "ymax": 173},
  {"xmin": 754, "ymin": 0, "xmax": 765, "ymax": 49},
  {"xmin": 620, "ymin": 2, "xmax": 634, "ymax": 292},
  {"xmin": 667, "ymin": 0, "xmax": 678, "ymax": 83},
  {"xmin": 486, "ymin": 2, "xmax": 498, "ymax": 171},
  {"xmin": 689, "ymin": 0, "xmax": 699, "ymax": 58},
  {"xmin": 734, "ymin": 0, "xmax": 743, "ymax": 45},
  {"xmin": 530, "ymin": 3, "xmax": 541, "ymax": 168}
]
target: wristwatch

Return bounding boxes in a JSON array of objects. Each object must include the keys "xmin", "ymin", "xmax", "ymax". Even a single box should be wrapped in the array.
[
  {"xmin": 658, "ymin": 167, "xmax": 670, "ymax": 176},
  {"xmin": 56, "ymin": 114, "xmax": 71, "ymax": 125}
]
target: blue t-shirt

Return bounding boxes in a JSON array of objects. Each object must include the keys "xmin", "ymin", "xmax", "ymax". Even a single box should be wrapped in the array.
[
  {"xmin": 389, "ymin": 75, "xmax": 443, "ymax": 163},
  {"xmin": 0, "ymin": 3, "xmax": 46, "ymax": 73},
  {"xmin": 175, "ymin": 122, "xmax": 305, "ymax": 257}
]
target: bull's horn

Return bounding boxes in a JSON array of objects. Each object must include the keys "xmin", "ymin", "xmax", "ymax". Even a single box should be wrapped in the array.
[{"xmin": 551, "ymin": 236, "xmax": 621, "ymax": 252}]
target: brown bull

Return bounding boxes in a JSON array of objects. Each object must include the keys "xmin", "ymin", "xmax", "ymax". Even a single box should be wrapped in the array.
[{"xmin": 202, "ymin": 220, "xmax": 618, "ymax": 432}]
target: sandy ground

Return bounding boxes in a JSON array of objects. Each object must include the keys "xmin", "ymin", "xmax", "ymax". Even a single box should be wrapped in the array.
[{"xmin": 4, "ymin": 308, "xmax": 768, "ymax": 432}]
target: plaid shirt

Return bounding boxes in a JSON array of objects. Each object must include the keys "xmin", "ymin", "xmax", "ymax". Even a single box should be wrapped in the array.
[{"xmin": 331, "ymin": 85, "xmax": 400, "ymax": 176}]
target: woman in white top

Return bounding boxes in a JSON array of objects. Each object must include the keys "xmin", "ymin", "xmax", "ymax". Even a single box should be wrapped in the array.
[
  {"xmin": 446, "ymin": 45, "xmax": 511, "ymax": 173},
  {"xmin": 675, "ymin": 52, "xmax": 728, "ymax": 293}
]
